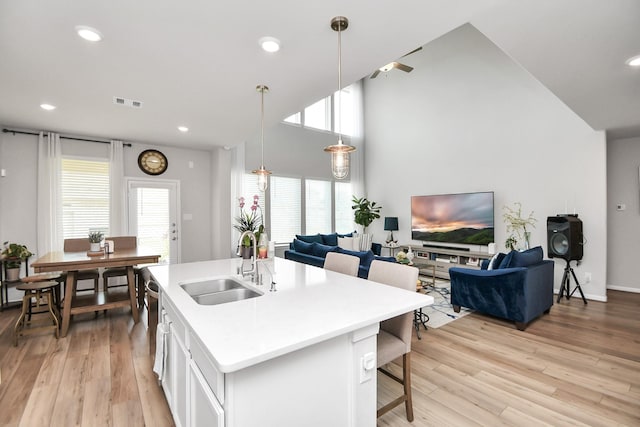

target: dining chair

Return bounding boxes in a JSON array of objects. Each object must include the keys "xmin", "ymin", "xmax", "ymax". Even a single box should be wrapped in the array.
[
  {"xmin": 323, "ymin": 252, "xmax": 360, "ymax": 277},
  {"xmin": 63, "ymin": 238, "xmax": 100, "ymax": 294},
  {"xmin": 102, "ymin": 236, "xmax": 137, "ymax": 296},
  {"xmin": 367, "ymin": 260, "xmax": 419, "ymax": 422}
]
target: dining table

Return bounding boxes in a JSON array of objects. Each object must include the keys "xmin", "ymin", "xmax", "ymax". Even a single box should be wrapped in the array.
[{"xmin": 31, "ymin": 248, "xmax": 160, "ymax": 337}]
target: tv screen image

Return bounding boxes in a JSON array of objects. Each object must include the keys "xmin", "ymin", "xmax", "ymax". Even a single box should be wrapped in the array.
[{"xmin": 411, "ymin": 192, "xmax": 494, "ymax": 245}]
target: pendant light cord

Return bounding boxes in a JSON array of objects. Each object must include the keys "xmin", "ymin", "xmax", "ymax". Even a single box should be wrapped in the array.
[
  {"xmin": 337, "ymin": 24, "xmax": 342, "ymax": 144},
  {"xmin": 261, "ymin": 87, "xmax": 265, "ymax": 168}
]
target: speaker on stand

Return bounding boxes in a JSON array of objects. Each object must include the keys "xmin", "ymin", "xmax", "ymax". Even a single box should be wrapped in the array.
[{"xmin": 547, "ymin": 215, "xmax": 587, "ymax": 304}]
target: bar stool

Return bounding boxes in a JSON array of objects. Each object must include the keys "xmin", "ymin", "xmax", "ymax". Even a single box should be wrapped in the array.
[{"xmin": 14, "ymin": 280, "xmax": 60, "ymax": 346}]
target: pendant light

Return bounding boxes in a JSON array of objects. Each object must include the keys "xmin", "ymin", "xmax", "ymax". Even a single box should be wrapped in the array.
[
  {"xmin": 324, "ymin": 16, "xmax": 356, "ymax": 180},
  {"xmin": 252, "ymin": 84, "xmax": 272, "ymax": 192}
]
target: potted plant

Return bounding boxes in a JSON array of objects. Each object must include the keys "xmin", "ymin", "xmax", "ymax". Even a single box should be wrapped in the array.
[
  {"xmin": 1, "ymin": 241, "xmax": 33, "ymax": 281},
  {"xmin": 234, "ymin": 195, "xmax": 263, "ymax": 259},
  {"xmin": 351, "ymin": 196, "xmax": 382, "ymax": 251},
  {"xmin": 88, "ymin": 231, "xmax": 104, "ymax": 252},
  {"xmin": 503, "ymin": 202, "xmax": 537, "ymax": 251}
]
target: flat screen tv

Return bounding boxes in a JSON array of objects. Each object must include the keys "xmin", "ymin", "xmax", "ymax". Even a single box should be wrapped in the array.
[{"xmin": 411, "ymin": 192, "xmax": 494, "ymax": 245}]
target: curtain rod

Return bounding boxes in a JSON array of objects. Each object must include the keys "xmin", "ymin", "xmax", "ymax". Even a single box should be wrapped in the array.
[{"xmin": 2, "ymin": 128, "xmax": 133, "ymax": 147}]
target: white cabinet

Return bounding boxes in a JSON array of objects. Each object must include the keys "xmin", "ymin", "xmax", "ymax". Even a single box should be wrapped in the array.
[
  {"xmin": 160, "ymin": 296, "xmax": 224, "ymax": 427},
  {"xmin": 189, "ymin": 359, "xmax": 224, "ymax": 427}
]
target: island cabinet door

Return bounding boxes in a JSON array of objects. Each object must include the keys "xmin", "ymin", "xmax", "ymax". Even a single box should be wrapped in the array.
[
  {"xmin": 189, "ymin": 360, "xmax": 224, "ymax": 427},
  {"xmin": 162, "ymin": 300, "xmax": 190, "ymax": 427}
]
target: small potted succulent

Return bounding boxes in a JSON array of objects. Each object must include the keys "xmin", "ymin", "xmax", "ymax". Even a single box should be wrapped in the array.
[
  {"xmin": 1, "ymin": 241, "xmax": 33, "ymax": 281},
  {"xmin": 88, "ymin": 231, "xmax": 104, "ymax": 252}
]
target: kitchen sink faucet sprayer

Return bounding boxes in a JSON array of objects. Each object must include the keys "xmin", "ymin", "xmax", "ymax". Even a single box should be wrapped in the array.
[{"xmin": 236, "ymin": 231, "xmax": 257, "ymax": 280}]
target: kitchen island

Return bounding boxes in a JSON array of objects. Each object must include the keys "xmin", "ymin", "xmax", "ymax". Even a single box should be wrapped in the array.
[{"xmin": 149, "ymin": 257, "xmax": 432, "ymax": 427}]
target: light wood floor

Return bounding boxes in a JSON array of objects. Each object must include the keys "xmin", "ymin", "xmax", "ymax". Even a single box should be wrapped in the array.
[{"xmin": 0, "ymin": 291, "xmax": 638, "ymax": 426}]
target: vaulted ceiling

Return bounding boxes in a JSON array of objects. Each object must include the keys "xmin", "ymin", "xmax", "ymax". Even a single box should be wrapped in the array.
[{"xmin": 0, "ymin": 0, "xmax": 638, "ymax": 149}]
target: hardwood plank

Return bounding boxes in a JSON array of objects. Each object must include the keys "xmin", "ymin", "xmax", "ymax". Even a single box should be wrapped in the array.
[{"xmin": 1, "ymin": 289, "xmax": 638, "ymax": 427}]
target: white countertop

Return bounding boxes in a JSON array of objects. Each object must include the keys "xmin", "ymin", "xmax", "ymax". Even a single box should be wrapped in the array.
[{"xmin": 149, "ymin": 257, "xmax": 433, "ymax": 373}]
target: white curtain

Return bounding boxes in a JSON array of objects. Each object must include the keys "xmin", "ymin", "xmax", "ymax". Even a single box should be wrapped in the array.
[
  {"xmin": 109, "ymin": 140, "xmax": 126, "ymax": 236},
  {"xmin": 230, "ymin": 142, "xmax": 246, "ymax": 255},
  {"xmin": 37, "ymin": 132, "xmax": 62, "ymax": 255},
  {"xmin": 349, "ymin": 79, "xmax": 365, "ymax": 198}
]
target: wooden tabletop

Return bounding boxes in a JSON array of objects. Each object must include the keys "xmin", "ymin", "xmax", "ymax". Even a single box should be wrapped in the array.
[{"xmin": 32, "ymin": 248, "xmax": 160, "ymax": 273}]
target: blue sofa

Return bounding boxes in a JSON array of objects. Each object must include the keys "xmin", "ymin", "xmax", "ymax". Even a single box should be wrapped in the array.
[
  {"xmin": 283, "ymin": 233, "xmax": 393, "ymax": 279},
  {"xmin": 449, "ymin": 246, "xmax": 554, "ymax": 330}
]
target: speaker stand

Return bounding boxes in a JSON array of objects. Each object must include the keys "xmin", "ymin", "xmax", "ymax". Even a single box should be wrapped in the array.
[{"xmin": 557, "ymin": 259, "xmax": 587, "ymax": 304}]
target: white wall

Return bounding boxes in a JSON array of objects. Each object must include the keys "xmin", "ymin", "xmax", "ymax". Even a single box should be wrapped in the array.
[
  {"xmin": 364, "ymin": 24, "xmax": 608, "ymax": 301},
  {"xmin": 607, "ymin": 136, "xmax": 640, "ymax": 292},
  {"xmin": 0, "ymin": 129, "xmax": 219, "ymax": 271}
]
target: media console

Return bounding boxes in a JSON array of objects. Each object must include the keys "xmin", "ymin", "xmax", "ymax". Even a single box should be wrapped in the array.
[{"xmin": 400, "ymin": 245, "xmax": 493, "ymax": 281}]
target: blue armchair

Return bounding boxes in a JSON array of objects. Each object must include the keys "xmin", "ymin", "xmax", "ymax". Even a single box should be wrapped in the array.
[{"xmin": 449, "ymin": 246, "xmax": 554, "ymax": 330}]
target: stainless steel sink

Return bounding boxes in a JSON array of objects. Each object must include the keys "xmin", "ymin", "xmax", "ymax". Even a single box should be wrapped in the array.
[
  {"xmin": 180, "ymin": 277, "xmax": 261, "ymax": 305},
  {"xmin": 193, "ymin": 288, "xmax": 261, "ymax": 305}
]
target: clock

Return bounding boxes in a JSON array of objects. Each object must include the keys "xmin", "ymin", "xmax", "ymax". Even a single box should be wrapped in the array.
[{"xmin": 138, "ymin": 149, "xmax": 168, "ymax": 175}]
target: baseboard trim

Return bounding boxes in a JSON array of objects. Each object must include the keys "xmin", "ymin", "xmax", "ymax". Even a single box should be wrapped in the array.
[
  {"xmin": 553, "ymin": 289, "xmax": 607, "ymax": 303},
  {"xmin": 606, "ymin": 285, "xmax": 640, "ymax": 293}
]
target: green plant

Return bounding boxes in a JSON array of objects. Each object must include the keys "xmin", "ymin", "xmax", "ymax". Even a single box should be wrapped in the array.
[
  {"xmin": 503, "ymin": 202, "xmax": 536, "ymax": 250},
  {"xmin": 88, "ymin": 231, "xmax": 104, "ymax": 243},
  {"xmin": 351, "ymin": 196, "xmax": 382, "ymax": 233},
  {"xmin": 1, "ymin": 241, "xmax": 33, "ymax": 269},
  {"xmin": 234, "ymin": 195, "xmax": 263, "ymax": 246}
]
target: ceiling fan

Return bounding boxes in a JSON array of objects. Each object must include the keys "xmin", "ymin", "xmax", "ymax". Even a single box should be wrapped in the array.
[{"xmin": 370, "ymin": 46, "xmax": 422, "ymax": 79}]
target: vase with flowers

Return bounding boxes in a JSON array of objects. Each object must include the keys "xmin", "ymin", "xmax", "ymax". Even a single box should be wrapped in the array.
[
  {"xmin": 503, "ymin": 202, "xmax": 537, "ymax": 251},
  {"xmin": 234, "ymin": 195, "xmax": 265, "ymax": 259}
]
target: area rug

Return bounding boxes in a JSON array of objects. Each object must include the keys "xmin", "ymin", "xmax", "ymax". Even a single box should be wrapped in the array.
[{"xmin": 416, "ymin": 279, "xmax": 472, "ymax": 329}]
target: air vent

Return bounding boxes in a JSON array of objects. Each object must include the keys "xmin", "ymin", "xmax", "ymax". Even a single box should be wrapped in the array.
[{"xmin": 113, "ymin": 96, "xmax": 143, "ymax": 108}]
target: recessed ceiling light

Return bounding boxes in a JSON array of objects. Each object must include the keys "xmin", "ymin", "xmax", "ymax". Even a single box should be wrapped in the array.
[
  {"xmin": 75, "ymin": 25, "xmax": 103, "ymax": 42},
  {"xmin": 259, "ymin": 36, "xmax": 280, "ymax": 53},
  {"xmin": 178, "ymin": 126, "xmax": 189, "ymax": 133},
  {"xmin": 627, "ymin": 55, "xmax": 640, "ymax": 67},
  {"xmin": 40, "ymin": 103, "xmax": 56, "ymax": 111}
]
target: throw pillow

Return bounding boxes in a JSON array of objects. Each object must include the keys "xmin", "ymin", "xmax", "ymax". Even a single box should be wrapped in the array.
[
  {"xmin": 311, "ymin": 242, "xmax": 338, "ymax": 258},
  {"xmin": 498, "ymin": 251, "xmax": 515, "ymax": 269},
  {"xmin": 322, "ymin": 233, "xmax": 339, "ymax": 246},
  {"xmin": 510, "ymin": 246, "xmax": 543, "ymax": 268},
  {"xmin": 295, "ymin": 234, "xmax": 324, "ymax": 244},
  {"xmin": 292, "ymin": 239, "xmax": 314, "ymax": 254},
  {"xmin": 337, "ymin": 236, "xmax": 354, "ymax": 251},
  {"xmin": 337, "ymin": 232, "xmax": 354, "ymax": 238},
  {"xmin": 337, "ymin": 248, "xmax": 375, "ymax": 268},
  {"xmin": 487, "ymin": 252, "xmax": 506, "ymax": 270},
  {"xmin": 375, "ymin": 256, "xmax": 397, "ymax": 264}
]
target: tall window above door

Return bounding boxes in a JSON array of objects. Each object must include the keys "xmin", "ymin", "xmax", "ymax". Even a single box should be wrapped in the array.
[{"xmin": 61, "ymin": 158, "xmax": 110, "ymax": 238}]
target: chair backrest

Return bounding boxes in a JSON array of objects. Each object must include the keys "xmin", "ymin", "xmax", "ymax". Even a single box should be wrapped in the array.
[
  {"xmin": 105, "ymin": 236, "xmax": 137, "ymax": 250},
  {"xmin": 368, "ymin": 260, "xmax": 419, "ymax": 352},
  {"xmin": 324, "ymin": 252, "xmax": 360, "ymax": 277},
  {"xmin": 63, "ymin": 238, "xmax": 91, "ymax": 252}
]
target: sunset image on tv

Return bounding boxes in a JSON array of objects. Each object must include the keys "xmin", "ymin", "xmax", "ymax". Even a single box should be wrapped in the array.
[{"xmin": 411, "ymin": 192, "xmax": 494, "ymax": 245}]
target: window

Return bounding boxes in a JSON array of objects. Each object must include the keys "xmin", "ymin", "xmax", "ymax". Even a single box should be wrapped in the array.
[
  {"xmin": 241, "ymin": 174, "xmax": 266, "ymax": 224},
  {"xmin": 335, "ymin": 182, "xmax": 353, "ymax": 234},
  {"xmin": 61, "ymin": 158, "xmax": 110, "ymax": 238},
  {"xmin": 304, "ymin": 97, "xmax": 331, "ymax": 131},
  {"xmin": 283, "ymin": 112, "xmax": 301, "ymax": 125},
  {"xmin": 305, "ymin": 179, "xmax": 332, "ymax": 235},
  {"xmin": 270, "ymin": 176, "xmax": 301, "ymax": 244},
  {"xmin": 334, "ymin": 87, "xmax": 354, "ymax": 137}
]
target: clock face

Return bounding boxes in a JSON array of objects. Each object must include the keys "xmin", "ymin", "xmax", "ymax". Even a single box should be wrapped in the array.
[{"xmin": 138, "ymin": 149, "xmax": 168, "ymax": 175}]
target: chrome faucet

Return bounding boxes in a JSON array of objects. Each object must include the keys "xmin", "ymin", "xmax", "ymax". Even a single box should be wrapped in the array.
[{"xmin": 236, "ymin": 231, "xmax": 257, "ymax": 279}]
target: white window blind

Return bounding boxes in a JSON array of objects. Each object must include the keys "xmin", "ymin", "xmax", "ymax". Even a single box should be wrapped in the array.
[
  {"xmin": 270, "ymin": 176, "xmax": 301, "ymax": 243},
  {"xmin": 335, "ymin": 181, "xmax": 353, "ymax": 234},
  {"xmin": 305, "ymin": 179, "xmax": 332, "ymax": 235},
  {"xmin": 61, "ymin": 158, "xmax": 110, "ymax": 239}
]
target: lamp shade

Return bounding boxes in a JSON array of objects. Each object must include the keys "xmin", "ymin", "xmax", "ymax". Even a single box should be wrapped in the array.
[{"xmin": 384, "ymin": 217, "xmax": 399, "ymax": 231}]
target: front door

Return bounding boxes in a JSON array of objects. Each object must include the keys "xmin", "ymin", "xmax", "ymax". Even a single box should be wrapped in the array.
[{"xmin": 126, "ymin": 178, "xmax": 180, "ymax": 264}]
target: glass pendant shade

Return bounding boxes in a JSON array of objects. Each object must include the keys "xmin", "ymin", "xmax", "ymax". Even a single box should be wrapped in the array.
[
  {"xmin": 324, "ymin": 138, "xmax": 355, "ymax": 179},
  {"xmin": 253, "ymin": 166, "xmax": 271, "ymax": 192}
]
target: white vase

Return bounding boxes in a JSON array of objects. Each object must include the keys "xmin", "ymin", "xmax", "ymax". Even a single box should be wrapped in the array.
[
  {"xmin": 360, "ymin": 233, "xmax": 373, "ymax": 251},
  {"xmin": 90, "ymin": 242, "xmax": 101, "ymax": 252}
]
